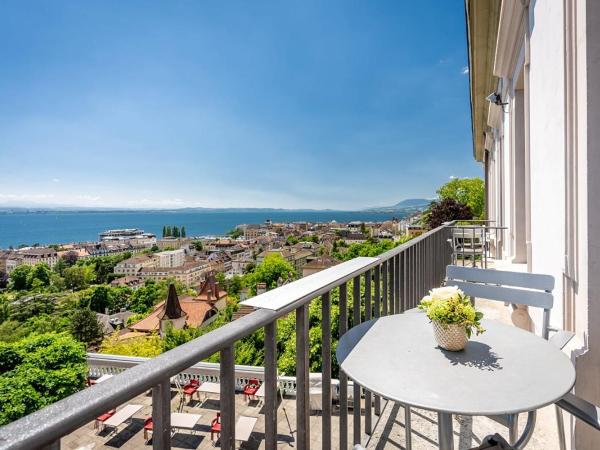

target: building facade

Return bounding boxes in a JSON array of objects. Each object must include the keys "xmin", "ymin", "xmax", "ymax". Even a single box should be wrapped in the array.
[
  {"xmin": 466, "ymin": 1, "xmax": 600, "ymax": 447},
  {"xmin": 18, "ymin": 248, "xmax": 59, "ymax": 268},
  {"xmin": 158, "ymin": 249, "xmax": 185, "ymax": 268}
]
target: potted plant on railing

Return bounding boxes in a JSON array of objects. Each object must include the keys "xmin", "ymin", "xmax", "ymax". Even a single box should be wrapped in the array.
[{"xmin": 418, "ymin": 286, "xmax": 485, "ymax": 351}]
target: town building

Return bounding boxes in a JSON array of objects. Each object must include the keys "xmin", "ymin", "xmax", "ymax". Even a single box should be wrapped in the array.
[
  {"xmin": 156, "ymin": 237, "xmax": 191, "ymax": 250},
  {"xmin": 158, "ymin": 249, "xmax": 185, "ymax": 268},
  {"xmin": 194, "ymin": 272, "xmax": 228, "ymax": 311},
  {"xmin": 129, "ymin": 284, "xmax": 220, "ymax": 337},
  {"xmin": 114, "ymin": 254, "xmax": 158, "ymax": 276},
  {"xmin": 17, "ymin": 247, "xmax": 59, "ymax": 268},
  {"xmin": 137, "ymin": 258, "xmax": 210, "ymax": 286},
  {"xmin": 110, "ymin": 276, "xmax": 144, "ymax": 290},
  {"xmin": 302, "ymin": 255, "xmax": 340, "ymax": 277}
]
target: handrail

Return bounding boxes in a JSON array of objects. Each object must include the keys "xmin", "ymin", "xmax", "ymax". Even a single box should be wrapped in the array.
[
  {"xmin": 377, "ymin": 220, "xmax": 455, "ymax": 260},
  {"xmin": 0, "ymin": 222, "xmax": 454, "ymax": 450}
]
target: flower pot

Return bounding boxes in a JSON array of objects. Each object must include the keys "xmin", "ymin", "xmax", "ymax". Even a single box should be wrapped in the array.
[{"xmin": 432, "ymin": 321, "xmax": 468, "ymax": 351}]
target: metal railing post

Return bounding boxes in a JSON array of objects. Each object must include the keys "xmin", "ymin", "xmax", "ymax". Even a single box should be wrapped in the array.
[
  {"xmin": 394, "ymin": 255, "xmax": 401, "ymax": 313},
  {"xmin": 373, "ymin": 265, "xmax": 381, "ymax": 416},
  {"xmin": 352, "ymin": 275, "xmax": 362, "ymax": 444},
  {"xmin": 152, "ymin": 378, "xmax": 171, "ymax": 450},
  {"xmin": 389, "ymin": 257, "xmax": 395, "ymax": 315},
  {"xmin": 339, "ymin": 283, "xmax": 348, "ymax": 450},
  {"xmin": 296, "ymin": 304, "xmax": 310, "ymax": 450},
  {"xmin": 364, "ymin": 270, "xmax": 372, "ymax": 435},
  {"xmin": 220, "ymin": 345, "xmax": 236, "ymax": 450},
  {"xmin": 382, "ymin": 260, "xmax": 388, "ymax": 316},
  {"xmin": 321, "ymin": 292, "xmax": 332, "ymax": 450},
  {"xmin": 264, "ymin": 321, "xmax": 277, "ymax": 450}
]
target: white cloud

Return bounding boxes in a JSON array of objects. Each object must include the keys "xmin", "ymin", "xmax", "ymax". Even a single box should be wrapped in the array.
[
  {"xmin": 74, "ymin": 195, "xmax": 101, "ymax": 202},
  {"xmin": 449, "ymin": 175, "xmax": 457, "ymax": 179},
  {"xmin": 461, "ymin": 66, "xmax": 469, "ymax": 75},
  {"xmin": 0, "ymin": 193, "xmax": 55, "ymax": 200},
  {"xmin": 51, "ymin": 178, "xmax": 60, "ymax": 183}
]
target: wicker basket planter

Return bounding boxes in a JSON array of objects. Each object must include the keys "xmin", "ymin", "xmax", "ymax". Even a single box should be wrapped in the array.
[{"xmin": 432, "ymin": 321, "xmax": 468, "ymax": 351}]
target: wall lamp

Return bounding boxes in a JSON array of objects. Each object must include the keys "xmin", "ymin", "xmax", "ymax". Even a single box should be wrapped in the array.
[{"xmin": 485, "ymin": 92, "xmax": 508, "ymax": 106}]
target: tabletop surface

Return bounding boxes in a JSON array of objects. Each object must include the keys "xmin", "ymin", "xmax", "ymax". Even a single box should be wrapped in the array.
[
  {"xmin": 336, "ymin": 313, "xmax": 576, "ymax": 415},
  {"xmin": 198, "ymin": 382, "xmax": 220, "ymax": 393},
  {"xmin": 104, "ymin": 404, "xmax": 143, "ymax": 426},
  {"xmin": 235, "ymin": 416, "xmax": 258, "ymax": 441},
  {"xmin": 96, "ymin": 374, "xmax": 113, "ymax": 383},
  {"xmin": 171, "ymin": 413, "xmax": 202, "ymax": 429}
]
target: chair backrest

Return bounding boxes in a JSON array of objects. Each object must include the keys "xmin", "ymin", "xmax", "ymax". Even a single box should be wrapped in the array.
[{"xmin": 446, "ymin": 265, "xmax": 555, "ymax": 339}]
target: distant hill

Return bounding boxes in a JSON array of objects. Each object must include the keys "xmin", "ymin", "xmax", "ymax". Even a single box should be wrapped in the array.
[{"xmin": 363, "ymin": 198, "xmax": 432, "ymax": 213}]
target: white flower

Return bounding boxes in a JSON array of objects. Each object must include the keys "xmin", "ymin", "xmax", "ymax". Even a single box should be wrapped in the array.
[{"xmin": 429, "ymin": 285, "xmax": 464, "ymax": 301}]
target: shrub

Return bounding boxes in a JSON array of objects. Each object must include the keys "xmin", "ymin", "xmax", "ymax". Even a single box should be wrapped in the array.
[
  {"xmin": 425, "ymin": 198, "xmax": 473, "ymax": 229},
  {"xmin": 0, "ymin": 333, "xmax": 86, "ymax": 425}
]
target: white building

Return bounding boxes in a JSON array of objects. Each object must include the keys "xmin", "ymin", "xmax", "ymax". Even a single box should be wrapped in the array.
[
  {"xmin": 158, "ymin": 249, "xmax": 185, "ymax": 268},
  {"xmin": 17, "ymin": 247, "xmax": 59, "ymax": 268},
  {"xmin": 466, "ymin": 1, "xmax": 600, "ymax": 447}
]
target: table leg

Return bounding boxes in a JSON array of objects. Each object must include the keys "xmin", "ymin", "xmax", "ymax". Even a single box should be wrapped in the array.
[{"xmin": 438, "ymin": 412, "xmax": 454, "ymax": 450}]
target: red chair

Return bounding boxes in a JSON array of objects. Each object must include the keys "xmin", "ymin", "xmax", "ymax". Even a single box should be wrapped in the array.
[
  {"xmin": 210, "ymin": 412, "xmax": 221, "ymax": 442},
  {"xmin": 94, "ymin": 409, "xmax": 116, "ymax": 433},
  {"xmin": 182, "ymin": 384, "xmax": 199, "ymax": 403},
  {"xmin": 143, "ymin": 417, "xmax": 154, "ymax": 442},
  {"xmin": 243, "ymin": 379, "xmax": 261, "ymax": 403}
]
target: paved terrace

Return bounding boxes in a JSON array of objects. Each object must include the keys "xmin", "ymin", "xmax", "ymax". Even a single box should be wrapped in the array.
[
  {"xmin": 64, "ymin": 313, "xmax": 560, "ymax": 450},
  {"xmin": 61, "ymin": 387, "xmax": 559, "ymax": 450}
]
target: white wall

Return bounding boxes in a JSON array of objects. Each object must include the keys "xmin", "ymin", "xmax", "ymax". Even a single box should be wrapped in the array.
[{"xmin": 527, "ymin": 0, "xmax": 566, "ymax": 330}]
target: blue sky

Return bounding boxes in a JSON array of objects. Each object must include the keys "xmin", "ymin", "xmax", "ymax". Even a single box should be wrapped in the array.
[{"xmin": 0, "ymin": 1, "xmax": 480, "ymax": 210}]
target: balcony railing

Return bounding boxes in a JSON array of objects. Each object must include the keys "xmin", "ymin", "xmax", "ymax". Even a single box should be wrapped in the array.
[{"xmin": 0, "ymin": 222, "xmax": 454, "ymax": 450}]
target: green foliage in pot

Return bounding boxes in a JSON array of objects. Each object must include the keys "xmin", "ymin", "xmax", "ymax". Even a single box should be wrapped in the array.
[{"xmin": 418, "ymin": 286, "xmax": 485, "ymax": 338}]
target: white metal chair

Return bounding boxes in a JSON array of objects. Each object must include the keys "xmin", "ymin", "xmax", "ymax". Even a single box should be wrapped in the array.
[{"xmin": 446, "ymin": 265, "xmax": 575, "ymax": 447}]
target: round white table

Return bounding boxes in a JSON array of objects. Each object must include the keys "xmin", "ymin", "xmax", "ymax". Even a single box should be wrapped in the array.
[{"xmin": 336, "ymin": 313, "xmax": 576, "ymax": 450}]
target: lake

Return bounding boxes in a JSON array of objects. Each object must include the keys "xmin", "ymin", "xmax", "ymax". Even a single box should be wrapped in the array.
[{"xmin": 0, "ymin": 210, "xmax": 404, "ymax": 249}]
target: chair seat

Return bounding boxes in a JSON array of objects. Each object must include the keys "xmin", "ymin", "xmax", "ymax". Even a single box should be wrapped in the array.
[
  {"xmin": 144, "ymin": 418, "xmax": 153, "ymax": 431},
  {"xmin": 183, "ymin": 386, "xmax": 198, "ymax": 395},
  {"xmin": 96, "ymin": 412, "xmax": 113, "ymax": 422},
  {"xmin": 244, "ymin": 386, "xmax": 259, "ymax": 395}
]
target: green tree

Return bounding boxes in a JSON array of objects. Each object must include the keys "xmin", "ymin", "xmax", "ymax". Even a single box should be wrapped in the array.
[
  {"xmin": 165, "ymin": 226, "xmax": 172, "ymax": 237},
  {"xmin": 227, "ymin": 228, "xmax": 243, "ymax": 239},
  {"xmin": 100, "ymin": 332, "xmax": 163, "ymax": 357},
  {"xmin": 0, "ymin": 333, "xmax": 86, "ymax": 425},
  {"xmin": 70, "ymin": 308, "xmax": 104, "ymax": 347},
  {"xmin": 246, "ymin": 253, "xmax": 296, "ymax": 292},
  {"xmin": 437, "ymin": 177, "xmax": 485, "ymax": 219},
  {"xmin": 129, "ymin": 281, "xmax": 162, "ymax": 313},
  {"xmin": 79, "ymin": 285, "xmax": 112, "ymax": 313},
  {"xmin": 9, "ymin": 266, "xmax": 31, "ymax": 291},
  {"xmin": 162, "ymin": 226, "xmax": 167, "ymax": 238},
  {"xmin": 63, "ymin": 265, "xmax": 95, "ymax": 291},
  {"xmin": 181, "ymin": 226, "xmax": 186, "ymax": 238},
  {"xmin": 172, "ymin": 226, "xmax": 180, "ymax": 238},
  {"xmin": 26, "ymin": 263, "xmax": 52, "ymax": 289},
  {"xmin": 53, "ymin": 258, "xmax": 67, "ymax": 276},
  {"xmin": 192, "ymin": 241, "xmax": 203, "ymax": 251},
  {"xmin": 286, "ymin": 235, "xmax": 299, "ymax": 245}
]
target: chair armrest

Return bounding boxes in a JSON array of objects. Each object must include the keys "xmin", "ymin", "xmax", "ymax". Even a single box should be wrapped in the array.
[
  {"xmin": 548, "ymin": 329, "xmax": 575, "ymax": 350},
  {"xmin": 556, "ymin": 392, "xmax": 600, "ymax": 431}
]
